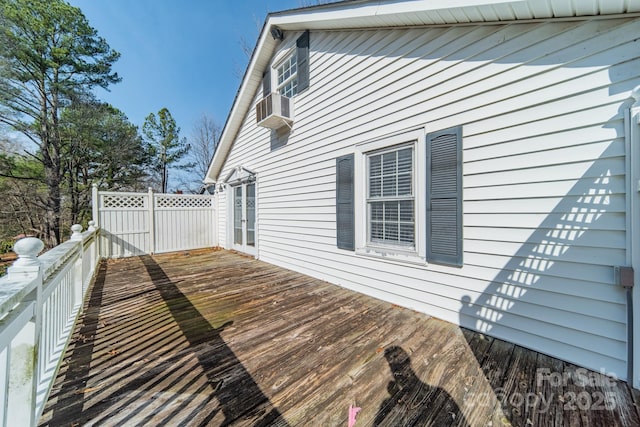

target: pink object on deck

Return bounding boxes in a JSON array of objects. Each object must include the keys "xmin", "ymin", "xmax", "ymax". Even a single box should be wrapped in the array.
[{"xmin": 348, "ymin": 404, "xmax": 361, "ymax": 427}]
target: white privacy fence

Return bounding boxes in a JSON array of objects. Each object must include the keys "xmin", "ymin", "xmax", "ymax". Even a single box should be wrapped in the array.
[
  {"xmin": 0, "ymin": 224, "xmax": 100, "ymax": 427},
  {"xmin": 93, "ymin": 186, "xmax": 217, "ymax": 257}
]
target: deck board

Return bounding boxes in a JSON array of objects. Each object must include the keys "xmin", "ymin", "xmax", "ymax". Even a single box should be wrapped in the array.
[{"xmin": 39, "ymin": 249, "xmax": 640, "ymax": 426}]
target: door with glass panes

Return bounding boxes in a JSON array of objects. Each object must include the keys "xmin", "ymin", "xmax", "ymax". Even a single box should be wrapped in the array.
[{"xmin": 231, "ymin": 182, "xmax": 256, "ymax": 255}]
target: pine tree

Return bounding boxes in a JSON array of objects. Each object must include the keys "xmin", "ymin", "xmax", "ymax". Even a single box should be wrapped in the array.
[{"xmin": 143, "ymin": 107, "xmax": 192, "ymax": 193}]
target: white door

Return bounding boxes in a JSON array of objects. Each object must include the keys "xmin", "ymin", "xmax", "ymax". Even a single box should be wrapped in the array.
[{"xmin": 231, "ymin": 182, "xmax": 256, "ymax": 255}]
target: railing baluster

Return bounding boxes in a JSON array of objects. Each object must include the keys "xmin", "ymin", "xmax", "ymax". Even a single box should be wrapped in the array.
[
  {"xmin": 53, "ymin": 287, "xmax": 59, "ymax": 362},
  {"xmin": 45, "ymin": 300, "xmax": 51, "ymax": 368},
  {"xmin": 40, "ymin": 303, "xmax": 47, "ymax": 381},
  {"xmin": 1, "ymin": 347, "xmax": 8, "ymax": 426},
  {"xmin": 5, "ymin": 345, "xmax": 13, "ymax": 427}
]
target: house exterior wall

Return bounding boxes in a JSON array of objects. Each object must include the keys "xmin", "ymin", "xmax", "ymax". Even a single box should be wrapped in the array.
[{"xmin": 216, "ymin": 18, "xmax": 640, "ymax": 379}]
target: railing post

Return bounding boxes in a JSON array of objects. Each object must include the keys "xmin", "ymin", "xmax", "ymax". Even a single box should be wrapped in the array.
[
  {"xmin": 148, "ymin": 187, "xmax": 156, "ymax": 254},
  {"xmin": 7, "ymin": 238, "xmax": 43, "ymax": 278},
  {"xmin": 92, "ymin": 184, "xmax": 101, "ymax": 258},
  {"xmin": 6, "ymin": 238, "xmax": 43, "ymax": 427},
  {"xmin": 70, "ymin": 224, "xmax": 83, "ymax": 242},
  {"xmin": 70, "ymin": 225, "xmax": 83, "ymax": 309},
  {"xmin": 91, "ymin": 184, "xmax": 99, "ymax": 229},
  {"xmin": 87, "ymin": 220, "xmax": 98, "ymax": 274}
]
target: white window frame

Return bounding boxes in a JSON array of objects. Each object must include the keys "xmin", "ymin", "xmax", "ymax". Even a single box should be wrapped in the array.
[
  {"xmin": 354, "ymin": 129, "xmax": 426, "ymax": 264},
  {"xmin": 274, "ymin": 48, "xmax": 298, "ymax": 98}
]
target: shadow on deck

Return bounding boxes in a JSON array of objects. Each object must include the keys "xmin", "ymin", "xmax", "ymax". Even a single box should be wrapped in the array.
[{"xmin": 39, "ymin": 249, "xmax": 640, "ymax": 426}]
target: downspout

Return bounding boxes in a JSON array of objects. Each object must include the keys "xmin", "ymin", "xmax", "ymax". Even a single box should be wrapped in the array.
[
  {"xmin": 627, "ymin": 86, "xmax": 640, "ymax": 389},
  {"xmin": 617, "ymin": 265, "xmax": 634, "ymax": 384},
  {"xmin": 628, "ymin": 286, "xmax": 634, "ymax": 386}
]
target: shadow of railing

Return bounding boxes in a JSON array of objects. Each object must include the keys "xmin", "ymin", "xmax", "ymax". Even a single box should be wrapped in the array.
[
  {"xmin": 458, "ymin": 99, "xmax": 634, "ymax": 422},
  {"xmin": 45, "ymin": 261, "xmax": 108, "ymax": 425},
  {"xmin": 41, "ymin": 251, "xmax": 289, "ymax": 426}
]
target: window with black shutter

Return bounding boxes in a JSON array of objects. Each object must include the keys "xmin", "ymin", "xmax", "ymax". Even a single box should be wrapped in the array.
[
  {"xmin": 367, "ymin": 145, "xmax": 414, "ymax": 248},
  {"xmin": 262, "ymin": 69, "xmax": 271, "ymax": 98},
  {"xmin": 296, "ymin": 30, "xmax": 309, "ymax": 93},
  {"xmin": 336, "ymin": 154, "xmax": 355, "ymax": 250},
  {"xmin": 270, "ymin": 30, "xmax": 309, "ymax": 98},
  {"xmin": 426, "ymin": 126, "xmax": 463, "ymax": 266}
]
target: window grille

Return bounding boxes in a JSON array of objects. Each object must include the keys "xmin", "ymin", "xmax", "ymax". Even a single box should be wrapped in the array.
[{"xmin": 367, "ymin": 146, "xmax": 414, "ymax": 247}]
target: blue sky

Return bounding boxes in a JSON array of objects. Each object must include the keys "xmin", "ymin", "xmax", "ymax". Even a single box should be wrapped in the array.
[{"xmin": 66, "ymin": 0, "xmax": 306, "ymax": 136}]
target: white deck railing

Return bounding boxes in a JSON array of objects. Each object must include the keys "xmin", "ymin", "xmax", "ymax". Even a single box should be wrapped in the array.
[{"xmin": 0, "ymin": 223, "xmax": 100, "ymax": 427}]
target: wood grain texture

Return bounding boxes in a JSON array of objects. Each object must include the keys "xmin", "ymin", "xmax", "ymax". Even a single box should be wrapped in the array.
[{"xmin": 38, "ymin": 250, "xmax": 639, "ymax": 426}]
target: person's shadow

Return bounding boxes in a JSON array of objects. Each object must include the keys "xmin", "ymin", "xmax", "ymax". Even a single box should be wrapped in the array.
[{"xmin": 373, "ymin": 346, "xmax": 469, "ymax": 426}]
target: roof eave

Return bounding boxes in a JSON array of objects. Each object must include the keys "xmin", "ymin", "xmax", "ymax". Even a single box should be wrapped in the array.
[
  {"xmin": 205, "ymin": 0, "xmax": 640, "ymax": 183},
  {"xmin": 205, "ymin": 16, "xmax": 279, "ymax": 183}
]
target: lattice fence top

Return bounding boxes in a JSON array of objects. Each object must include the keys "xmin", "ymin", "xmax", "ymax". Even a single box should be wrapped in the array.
[
  {"xmin": 155, "ymin": 195, "xmax": 213, "ymax": 209},
  {"xmin": 101, "ymin": 194, "xmax": 147, "ymax": 209}
]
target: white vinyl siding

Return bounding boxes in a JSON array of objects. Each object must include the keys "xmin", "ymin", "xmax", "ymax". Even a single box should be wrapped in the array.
[{"xmin": 216, "ymin": 19, "xmax": 640, "ymax": 379}]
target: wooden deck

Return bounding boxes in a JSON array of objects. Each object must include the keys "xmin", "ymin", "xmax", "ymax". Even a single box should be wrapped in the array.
[{"xmin": 39, "ymin": 249, "xmax": 640, "ymax": 426}]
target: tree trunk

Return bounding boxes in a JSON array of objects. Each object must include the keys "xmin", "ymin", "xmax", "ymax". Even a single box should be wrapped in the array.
[
  {"xmin": 42, "ymin": 142, "xmax": 62, "ymax": 246},
  {"xmin": 68, "ymin": 159, "xmax": 79, "ymax": 226},
  {"xmin": 162, "ymin": 164, "xmax": 167, "ymax": 193},
  {"xmin": 161, "ymin": 146, "xmax": 168, "ymax": 193},
  {"xmin": 39, "ymin": 72, "xmax": 63, "ymax": 247}
]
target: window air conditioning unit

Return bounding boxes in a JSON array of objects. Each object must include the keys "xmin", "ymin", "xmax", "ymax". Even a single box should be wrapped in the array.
[{"xmin": 256, "ymin": 93, "xmax": 294, "ymax": 130}]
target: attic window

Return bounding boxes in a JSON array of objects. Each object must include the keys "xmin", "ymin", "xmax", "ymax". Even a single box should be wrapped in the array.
[
  {"xmin": 277, "ymin": 52, "xmax": 298, "ymax": 98},
  {"xmin": 262, "ymin": 31, "xmax": 309, "ymax": 100}
]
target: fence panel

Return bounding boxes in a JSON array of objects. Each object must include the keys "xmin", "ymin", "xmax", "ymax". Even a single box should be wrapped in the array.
[
  {"xmin": 95, "ymin": 186, "xmax": 216, "ymax": 257},
  {"xmin": 97, "ymin": 191, "xmax": 151, "ymax": 257},
  {"xmin": 154, "ymin": 194, "xmax": 216, "ymax": 253}
]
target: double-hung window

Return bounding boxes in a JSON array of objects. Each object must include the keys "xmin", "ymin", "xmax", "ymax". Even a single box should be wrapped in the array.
[
  {"xmin": 367, "ymin": 145, "xmax": 415, "ymax": 248},
  {"xmin": 263, "ymin": 31, "xmax": 309, "ymax": 100},
  {"xmin": 337, "ymin": 126, "xmax": 461, "ymax": 266},
  {"xmin": 276, "ymin": 52, "xmax": 298, "ymax": 98}
]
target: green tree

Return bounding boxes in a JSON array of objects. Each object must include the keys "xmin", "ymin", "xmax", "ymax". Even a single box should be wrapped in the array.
[
  {"xmin": 0, "ymin": 0, "xmax": 120, "ymax": 246},
  {"xmin": 143, "ymin": 107, "xmax": 191, "ymax": 193},
  {"xmin": 60, "ymin": 97, "xmax": 151, "ymax": 224},
  {"xmin": 0, "ymin": 140, "xmax": 47, "ymax": 242}
]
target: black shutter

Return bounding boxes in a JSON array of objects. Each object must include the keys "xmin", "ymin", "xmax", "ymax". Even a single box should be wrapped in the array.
[
  {"xmin": 426, "ymin": 126, "xmax": 463, "ymax": 266},
  {"xmin": 262, "ymin": 69, "xmax": 271, "ymax": 97},
  {"xmin": 336, "ymin": 154, "xmax": 354, "ymax": 250},
  {"xmin": 296, "ymin": 30, "xmax": 310, "ymax": 93}
]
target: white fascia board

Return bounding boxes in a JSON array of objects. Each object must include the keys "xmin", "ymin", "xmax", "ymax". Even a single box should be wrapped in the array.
[{"xmin": 270, "ymin": 0, "xmax": 526, "ymax": 28}]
